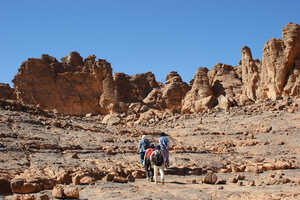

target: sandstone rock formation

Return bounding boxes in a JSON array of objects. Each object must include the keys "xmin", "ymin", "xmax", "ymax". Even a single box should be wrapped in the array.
[
  {"xmin": 0, "ymin": 83, "xmax": 15, "ymax": 100},
  {"xmin": 182, "ymin": 67, "xmax": 216, "ymax": 113},
  {"xmin": 240, "ymin": 47, "xmax": 260, "ymax": 101},
  {"xmin": 161, "ymin": 71, "xmax": 190, "ymax": 113},
  {"xmin": 10, "ymin": 22, "xmax": 300, "ymax": 115},
  {"xmin": 13, "ymin": 52, "xmax": 114, "ymax": 115},
  {"xmin": 12, "ymin": 53, "xmax": 159, "ymax": 115},
  {"xmin": 208, "ymin": 63, "xmax": 243, "ymax": 108},
  {"xmin": 259, "ymin": 22, "xmax": 300, "ymax": 100},
  {"xmin": 143, "ymin": 71, "xmax": 189, "ymax": 113},
  {"xmin": 208, "ymin": 63, "xmax": 242, "ymax": 99},
  {"xmin": 113, "ymin": 71, "xmax": 159, "ymax": 113}
]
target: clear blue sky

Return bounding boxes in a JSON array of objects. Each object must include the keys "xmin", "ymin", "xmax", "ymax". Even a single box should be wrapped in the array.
[{"xmin": 1, "ymin": 0, "xmax": 299, "ymax": 86}]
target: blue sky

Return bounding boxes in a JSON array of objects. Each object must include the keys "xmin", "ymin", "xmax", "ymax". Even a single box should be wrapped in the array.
[{"xmin": 1, "ymin": 0, "xmax": 299, "ymax": 86}]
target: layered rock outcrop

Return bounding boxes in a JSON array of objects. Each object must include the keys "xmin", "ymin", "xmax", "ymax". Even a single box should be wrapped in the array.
[
  {"xmin": 182, "ymin": 68, "xmax": 216, "ymax": 113},
  {"xmin": 0, "ymin": 83, "xmax": 15, "ymax": 100},
  {"xmin": 259, "ymin": 22, "xmax": 300, "ymax": 99},
  {"xmin": 12, "ymin": 53, "xmax": 159, "ymax": 115},
  {"xmin": 143, "ymin": 71, "xmax": 189, "ymax": 113},
  {"xmin": 208, "ymin": 63, "xmax": 243, "ymax": 108},
  {"xmin": 13, "ymin": 52, "xmax": 114, "ymax": 115}
]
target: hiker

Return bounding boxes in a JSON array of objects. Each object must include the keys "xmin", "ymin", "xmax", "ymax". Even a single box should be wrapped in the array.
[
  {"xmin": 144, "ymin": 143, "xmax": 155, "ymax": 182},
  {"xmin": 138, "ymin": 135, "xmax": 150, "ymax": 165},
  {"xmin": 150, "ymin": 145, "xmax": 165, "ymax": 184},
  {"xmin": 159, "ymin": 132, "xmax": 169, "ymax": 168}
]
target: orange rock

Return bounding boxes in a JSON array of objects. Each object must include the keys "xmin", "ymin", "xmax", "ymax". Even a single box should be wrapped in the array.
[{"xmin": 11, "ymin": 178, "xmax": 42, "ymax": 194}]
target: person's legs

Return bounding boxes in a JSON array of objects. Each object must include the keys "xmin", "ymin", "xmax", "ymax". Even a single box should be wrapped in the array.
[
  {"xmin": 161, "ymin": 149, "xmax": 169, "ymax": 167},
  {"xmin": 144, "ymin": 158, "xmax": 150, "ymax": 180},
  {"xmin": 165, "ymin": 150, "xmax": 169, "ymax": 167},
  {"xmin": 153, "ymin": 165, "xmax": 158, "ymax": 184},
  {"xmin": 140, "ymin": 152, "xmax": 145, "ymax": 164},
  {"xmin": 150, "ymin": 164, "xmax": 154, "ymax": 181},
  {"xmin": 159, "ymin": 166, "xmax": 165, "ymax": 184}
]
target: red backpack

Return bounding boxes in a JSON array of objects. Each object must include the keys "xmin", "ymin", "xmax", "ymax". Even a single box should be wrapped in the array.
[{"xmin": 146, "ymin": 148, "xmax": 154, "ymax": 158}]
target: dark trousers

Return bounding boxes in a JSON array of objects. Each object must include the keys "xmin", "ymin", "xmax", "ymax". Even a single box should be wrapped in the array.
[
  {"xmin": 140, "ymin": 152, "xmax": 145, "ymax": 164},
  {"xmin": 144, "ymin": 158, "xmax": 154, "ymax": 179}
]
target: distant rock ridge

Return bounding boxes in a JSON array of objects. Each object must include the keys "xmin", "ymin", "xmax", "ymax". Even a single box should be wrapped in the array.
[{"xmin": 1, "ymin": 22, "xmax": 299, "ymax": 115}]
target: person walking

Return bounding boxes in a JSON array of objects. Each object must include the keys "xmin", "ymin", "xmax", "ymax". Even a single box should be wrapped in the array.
[
  {"xmin": 159, "ymin": 132, "xmax": 169, "ymax": 168},
  {"xmin": 138, "ymin": 135, "xmax": 150, "ymax": 165},
  {"xmin": 150, "ymin": 145, "xmax": 165, "ymax": 184},
  {"xmin": 144, "ymin": 144, "xmax": 155, "ymax": 182}
]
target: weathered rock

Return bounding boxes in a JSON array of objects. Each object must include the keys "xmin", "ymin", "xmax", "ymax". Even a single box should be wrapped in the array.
[
  {"xmin": 127, "ymin": 174, "xmax": 135, "ymax": 182},
  {"xmin": 113, "ymin": 71, "xmax": 159, "ymax": 105},
  {"xmin": 241, "ymin": 46, "xmax": 260, "ymax": 100},
  {"xmin": 36, "ymin": 193, "xmax": 49, "ymax": 200},
  {"xmin": 63, "ymin": 186, "xmax": 80, "ymax": 199},
  {"xmin": 13, "ymin": 54, "xmax": 114, "ymax": 115},
  {"xmin": 13, "ymin": 194, "xmax": 35, "ymax": 200},
  {"xmin": 0, "ymin": 177, "xmax": 12, "ymax": 194},
  {"xmin": 102, "ymin": 114, "xmax": 121, "ymax": 125},
  {"xmin": 203, "ymin": 172, "xmax": 217, "ymax": 184},
  {"xmin": 105, "ymin": 174, "xmax": 114, "ymax": 182},
  {"xmin": 132, "ymin": 170, "xmax": 145, "ymax": 179},
  {"xmin": 11, "ymin": 178, "xmax": 42, "ymax": 194},
  {"xmin": 182, "ymin": 68, "xmax": 216, "ymax": 113},
  {"xmin": 61, "ymin": 51, "xmax": 83, "ymax": 66},
  {"xmin": 217, "ymin": 95, "xmax": 230, "ymax": 111},
  {"xmin": 52, "ymin": 185, "xmax": 79, "ymax": 199},
  {"xmin": 79, "ymin": 176, "xmax": 94, "ymax": 185},
  {"xmin": 260, "ymin": 23, "xmax": 300, "ymax": 99},
  {"xmin": 144, "ymin": 71, "xmax": 189, "ymax": 113},
  {"xmin": 52, "ymin": 185, "xmax": 64, "ymax": 199},
  {"xmin": 208, "ymin": 63, "xmax": 242, "ymax": 101},
  {"xmin": 72, "ymin": 174, "xmax": 81, "ymax": 185},
  {"xmin": 161, "ymin": 71, "xmax": 190, "ymax": 113},
  {"xmin": 113, "ymin": 176, "xmax": 128, "ymax": 183},
  {"xmin": 0, "ymin": 83, "xmax": 15, "ymax": 100}
]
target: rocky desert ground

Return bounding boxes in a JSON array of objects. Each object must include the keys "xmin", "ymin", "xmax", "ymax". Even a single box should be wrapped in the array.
[
  {"xmin": 0, "ymin": 97, "xmax": 300, "ymax": 200},
  {"xmin": 0, "ymin": 22, "xmax": 300, "ymax": 199}
]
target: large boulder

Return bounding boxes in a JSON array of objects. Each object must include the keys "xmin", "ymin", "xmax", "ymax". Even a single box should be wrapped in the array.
[
  {"xmin": 11, "ymin": 178, "xmax": 42, "ymax": 194},
  {"xmin": 52, "ymin": 185, "xmax": 79, "ymax": 199},
  {"xmin": 182, "ymin": 67, "xmax": 216, "ymax": 113}
]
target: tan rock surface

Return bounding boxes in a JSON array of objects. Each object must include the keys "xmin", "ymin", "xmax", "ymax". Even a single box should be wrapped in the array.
[
  {"xmin": 182, "ymin": 67, "xmax": 215, "ymax": 113},
  {"xmin": 260, "ymin": 23, "xmax": 300, "ymax": 99},
  {"xmin": 13, "ymin": 53, "xmax": 114, "ymax": 115},
  {"xmin": 241, "ymin": 46, "xmax": 260, "ymax": 100}
]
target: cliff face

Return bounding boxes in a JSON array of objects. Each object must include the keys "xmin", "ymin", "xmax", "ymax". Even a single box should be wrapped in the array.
[
  {"xmin": 12, "ymin": 53, "xmax": 160, "ymax": 115},
  {"xmin": 13, "ymin": 53, "xmax": 114, "ymax": 115},
  {"xmin": 6, "ymin": 22, "xmax": 300, "ymax": 115},
  {"xmin": 259, "ymin": 22, "xmax": 300, "ymax": 100}
]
